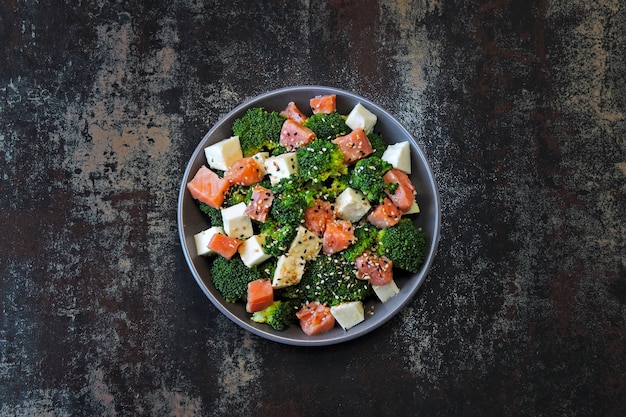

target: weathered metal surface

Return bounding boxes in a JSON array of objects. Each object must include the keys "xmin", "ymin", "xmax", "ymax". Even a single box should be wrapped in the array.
[{"xmin": 1, "ymin": 1, "xmax": 624, "ymax": 415}]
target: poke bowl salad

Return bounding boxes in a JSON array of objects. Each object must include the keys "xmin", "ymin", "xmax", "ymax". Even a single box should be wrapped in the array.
[{"xmin": 178, "ymin": 86, "xmax": 440, "ymax": 346}]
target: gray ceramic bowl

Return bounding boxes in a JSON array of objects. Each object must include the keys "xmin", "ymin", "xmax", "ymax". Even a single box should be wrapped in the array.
[{"xmin": 178, "ymin": 86, "xmax": 440, "ymax": 346}]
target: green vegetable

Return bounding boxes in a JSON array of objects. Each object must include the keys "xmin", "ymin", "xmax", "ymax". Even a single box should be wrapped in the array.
[
  {"xmin": 198, "ymin": 201, "xmax": 223, "ymax": 227},
  {"xmin": 223, "ymin": 184, "xmax": 253, "ymax": 207},
  {"xmin": 260, "ymin": 220, "xmax": 298, "ymax": 257},
  {"xmin": 367, "ymin": 131, "xmax": 388, "ymax": 159},
  {"xmin": 250, "ymin": 300, "xmax": 300, "ymax": 330},
  {"xmin": 290, "ymin": 253, "xmax": 373, "ymax": 306},
  {"xmin": 343, "ymin": 223, "xmax": 380, "ymax": 262},
  {"xmin": 377, "ymin": 218, "xmax": 427, "ymax": 273},
  {"xmin": 270, "ymin": 177, "xmax": 315, "ymax": 226},
  {"xmin": 232, "ymin": 107, "xmax": 286, "ymax": 157},
  {"xmin": 348, "ymin": 156, "xmax": 393, "ymax": 203},
  {"xmin": 303, "ymin": 112, "xmax": 349, "ymax": 140},
  {"xmin": 316, "ymin": 175, "xmax": 350, "ymax": 201},
  {"xmin": 296, "ymin": 138, "xmax": 348, "ymax": 183},
  {"xmin": 210, "ymin": 256, "xmax": 261, "ymax": 303},
  {"xmin": 270, "ymin": 145, "xmax": 288, "ymax": 156}
]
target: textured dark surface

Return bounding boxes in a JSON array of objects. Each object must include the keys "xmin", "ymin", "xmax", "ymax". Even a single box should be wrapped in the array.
[{"xmin": 1, "ymin": 1, "xmax": 625, "ymax": 416}]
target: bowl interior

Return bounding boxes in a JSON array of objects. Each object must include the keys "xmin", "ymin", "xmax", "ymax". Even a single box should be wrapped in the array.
[{"xmin": 178, "ymin": 86, "xmax": 440, "ymax": 346}]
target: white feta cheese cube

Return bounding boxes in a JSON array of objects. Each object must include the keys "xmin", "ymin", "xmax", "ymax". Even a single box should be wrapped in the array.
[
  {"xmin": 404, "ymin": 201, "xmax": 420, "ymax": 215},
  {"xmin": 238, "ymin": 234, "xmax": 271, "ymax": 268},
  {"xmin": 263, "ymin": 152, "xmax": 298, "ymax": 185},
  {"xmin": 221, "ymin": 202, "xmax": 253, "ymax": 239},
  {"xmin": 330, "ymin": 301, "xmax": 365, "ymax": 330},
  {"xmin": 287, "ymin": 226, "xmax": 323, "ymax": 261},
  {"xmin": 193, "ymin": 226, "xmax": 225, "ymax": 256},
  {"xmin": 372, "ymin": 279, "xmax": 400, "ymax": 303},
  {"xmin": 204, "ymin": 136, "xmax": 243, "ymax": 171},
  {"xmin": 345, "ymin": 103, "xmax": 377, "ymax": 134},
  {"xmin": 251, "ymin": 152, "xmax": 270, "ymax": 175},
  {"xmin": 272, "ymin": 254, "xmax": 306, "ymax": 289},
  {"xmin": 334, "ymin": 187, "xmax": 371, "ymax": 223},
  {"xmin": 381, "ymin": 141, "xmax": 412, "ymax": 174}
]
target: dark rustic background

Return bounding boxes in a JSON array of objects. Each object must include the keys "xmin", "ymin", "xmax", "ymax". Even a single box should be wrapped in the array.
[{"xmin": 1, "ymin": 1, "xmax": 625, "ymax": 416}]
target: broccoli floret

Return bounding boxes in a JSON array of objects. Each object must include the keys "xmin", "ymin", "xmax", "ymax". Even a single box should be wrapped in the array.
[
  {"xmin": 257, "ymin": 257, "xmax": 277, "ymax": 279},
  {"xmin": 223, "ymin": 184, "xmax": 253, "ymax": 207},
  {"xmin": 303, "ymin": 112, "xmax": 349, "ymax": 140},
  {"xmin": 250, "ymin": 300, "xmax": 300, "ymax": 331},
  {"xmin": 343, "ymin": 223, "xmax": 380, "ymax": 262},
  {"xmin": 270, "ymin": 177, "xmax": 315, "ymax": 226},
  {"xmin": 271, "ymin": 145, "xmax": 289, "ymax": 156},
  {"xmin": 232, "ymin": 107, "xmax": 286, "ymax": 157},
  {"xmin": 367, "ymin": 131, "xmax": 388, "ymax": 159},
  {"xmin": 260, "ymin": 219, "xmax": 298, "ymax": 256},
  {"xmin": 273, "ymin": 284, "xmax": 300, "ymax": 301},
  {"xmin": 198, "ymin": 201, "xmax": 223, "ymax": 227},
  {"xmin": 210, "ymin": 256, "xmax": 261, "ymax": 303},
  {"xmin": 296, "ymin": 139, "xmax": 348, "ymax": 182},
  {"xmin": 317, "ymin": 175, "xmax": 350, "ymax": 201},
  {"xmin": 291, "ymin": 253, "xmax": 373, "ymax": 306},
  {"xmin": 348, "ymin": 156, "xmax": 393, "ymax": 203},
  {"xmin": 377, "ymin": 218, "xmax": 427, "ymax": 273},
  {"xmin": 257, "ymin": 176, "xmax": 273, "ymax": 190}
]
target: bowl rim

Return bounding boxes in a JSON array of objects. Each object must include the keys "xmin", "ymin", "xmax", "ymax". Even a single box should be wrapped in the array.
[{"xmin": 177, "ymin": 85, "xmax": 441, "ymax": 346}]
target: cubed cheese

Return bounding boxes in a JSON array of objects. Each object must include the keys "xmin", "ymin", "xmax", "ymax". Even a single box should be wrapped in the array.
[
  {"xmin": 238, "ymin": 234, "xmax": 271, "ymax": 268},
  {"xmin": 204, "ymin": 136, "xmax": 243, "ymax": 171},
  {"xmin": 272, "ymin": 254, "xmax": 306, "ymax": 289},
  {"xmin": 372, "ymin": 279, "xmax": 400, "ymax": 303},
  {"xmin": 345, "ymin": 103, "xmax": 377, "ymax": 134},
  {"xmin": 252, "ymin": 152, "xmax": 270, "ymax": 175},
  {"xmin": 334, "ymin": 187, "xmax": 371, "ymax": 222},
  {"xmin": 287, "ymin": 226, "xmax": 323, "ymax": 261},
  {"xmin": 330, "ymin": 301, "xmax": 365, "ymax": 330},
  {"xmin": 263, "ymin": 152, "xmax": 298, "ymax": 185},
  {"xmin": 221, "ymin": 202, "xmax": 253, "ymax": 239},
  {"xmin": 193, "ymin": 226, "xmax": 225, "ymax": 256},
  {"xmin": 381, "ymin": 141, "xmax": 412, "ymax": 174},
  {"xmin": 404, "ymin": 201, "xmax": 420, "ymax": 215}
]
